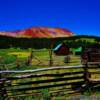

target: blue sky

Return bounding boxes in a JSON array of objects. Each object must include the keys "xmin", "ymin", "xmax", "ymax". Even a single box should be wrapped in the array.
[{"xmin": 0, "ymin": 0, "xmax": 100, "ymax": 36}]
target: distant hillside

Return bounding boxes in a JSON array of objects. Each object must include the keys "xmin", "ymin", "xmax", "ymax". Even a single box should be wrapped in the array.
[
  {"xmin": 0, "ymin": 27, "xmax": 74, "ymax": 38},
  {"xmin": 0, "ymin": 34, "xmax": 99, "ymax": 49}
]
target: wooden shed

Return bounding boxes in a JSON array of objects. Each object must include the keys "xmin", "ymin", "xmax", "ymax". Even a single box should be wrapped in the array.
[{"xmin": 53, "ymin": 42, "xmax": 70, "ymax": 56}]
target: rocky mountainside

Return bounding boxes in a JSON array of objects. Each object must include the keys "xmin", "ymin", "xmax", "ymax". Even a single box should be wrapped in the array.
[{"xmin": 0, "ymin": 27, "xmax": 74, "ymax": 38}]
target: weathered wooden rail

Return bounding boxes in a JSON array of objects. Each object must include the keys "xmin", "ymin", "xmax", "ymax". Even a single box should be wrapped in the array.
[{"xmin": 0, "ymin": 64, "xmax": 100, "ymax": 99}]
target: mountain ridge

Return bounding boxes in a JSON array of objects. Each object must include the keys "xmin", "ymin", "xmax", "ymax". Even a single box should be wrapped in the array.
[{"xmin": 0, "ymin": 27, "xmax": 74, "ymax": 38}]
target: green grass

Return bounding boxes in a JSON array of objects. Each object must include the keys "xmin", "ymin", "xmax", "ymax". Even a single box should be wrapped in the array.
[
  {"xmin": 0, "ymin": 48, "xmax": 100, "ymax": 99},
  {"xmin": 0, "ymin": 48, "xmax": 81, "ymax": 70}
]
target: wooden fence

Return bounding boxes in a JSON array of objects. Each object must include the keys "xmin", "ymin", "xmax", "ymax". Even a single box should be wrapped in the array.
[{"xmin": 0, "ymin": 64, "xmax": 100, "ymax": 99}]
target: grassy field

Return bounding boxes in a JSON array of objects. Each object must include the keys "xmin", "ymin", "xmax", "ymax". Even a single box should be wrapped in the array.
[
  {"xmin": 0, "ymin": 48, "xmax": 81, "ymax": 70},
  {"xmin": 0, "ymin": 48, "xmax": 100, "ymax": 99}
]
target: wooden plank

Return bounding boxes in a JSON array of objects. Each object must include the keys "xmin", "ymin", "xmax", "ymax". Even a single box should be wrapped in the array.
[
  {"xmin": 3, "ymin": 71, "xmax": 84, "ymax": 80},
  {"xmin": 7, "ymin": 87, "xmax": 75, "ymax": 97},
  {"xmin": 0, "ymin": 65, "xmax": 83, "ymax": 74},
  {"xmin": 89, "ymin": 79, "xmax": 100, "ymax": 83},
  {"xmin": 90, "ymin": 72, "xmax": 100, "ymax": 74},
  {"xmin": 87, "ymin": 67, "xmax": 100, "ymax": 69},
  {"xmin": 7, "ymin": 76, "xmax": 84, "ymax": 87},
  {"xmin": 8, "ymin": 81, "xmax": 84, "ymax": 92},
  {"xmin": 87, "ymin": 62, "xmax": 100, "ymax": 64}
]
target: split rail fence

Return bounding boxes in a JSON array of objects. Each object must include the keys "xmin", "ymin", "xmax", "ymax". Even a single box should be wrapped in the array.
[{"xmin": 0, "ymin": 63, "xmax": 100, "ymax": 99}]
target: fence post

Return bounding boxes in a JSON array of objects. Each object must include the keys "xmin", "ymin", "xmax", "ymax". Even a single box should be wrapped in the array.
[
  {"xmin": 0, "ymin": 72, "xmax": 8, "ymax": 99},
  {"xmin": 83, "ymin": 64, "xmax": 89, "ymax": 82},
  {"xmin": 83, "ymin": 63, "xmax": 92, "ymax": 94}
]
